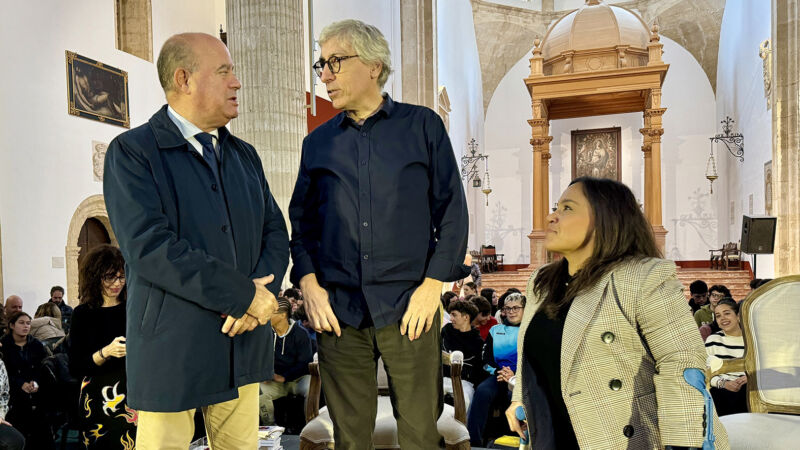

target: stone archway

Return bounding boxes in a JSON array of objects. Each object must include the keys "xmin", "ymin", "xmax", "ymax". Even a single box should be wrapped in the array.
[{"xmin": 65, "ymin": 195, "xmax": 117, "ymax": 307}]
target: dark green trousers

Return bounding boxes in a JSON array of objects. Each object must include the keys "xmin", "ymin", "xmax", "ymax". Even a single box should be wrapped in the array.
[{"xmin": 317, "ymin": 316, "xmax": 443, "ymax": 450}]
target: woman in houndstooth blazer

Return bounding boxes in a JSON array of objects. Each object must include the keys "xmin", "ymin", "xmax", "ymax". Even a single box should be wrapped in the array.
[{"xmin": 505, "ymin": 177, "xmax": 730, "ymax": 449}]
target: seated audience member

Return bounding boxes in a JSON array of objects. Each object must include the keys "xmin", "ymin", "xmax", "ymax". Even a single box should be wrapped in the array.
[
  {"xmin": 47, "ymin": 286, "xmax": 72, "ymax": 335},
  {"xmin": 695, "ymin": 284, "xmax": 731, "ymax": 328},
  {"xmin": 69, "ymin": 244, "xmax": 135, "ymax": 448},
  {"xmin": 470, "ymin": 261, "xmax": 482, "ymax": 287},
  {"xmin": 467, "ymin": 293, "xmax": 525, "ymax": 446},
  {"xmin": 0, "ymin": 297, "xmax": 23, "ymax": 337},
  {"xmin": 494, "ymin": 288, "xmax": 521, "ymax": 321},
  {"xmin": 756, "ymin": 278, "xmax": 772, "ymax": 288},
  {"xmin": 749, "ymin": 278, "xmax": 761, "ymax": 291},
  {"xmin": 1, "ymin": 312, "xmax": 54, "ymax": 449},
  {"xmin": 31, "ymin": 304, "xmax": 65, "ymax": 351},
  {"xmin": 470, "ymin": 296, "xmax": 498, "ymax": 340},
  {"xmin": 0, "ymin": 359, "xmax": 26, "ymax": 450},
  {"xmin": 480, "ymin": 288, "xmax": 498, "ymax": 316},
  {"xmin": 259, "ymin": 298, "xmax": 313, "ymax": 426},
  {"xmin": 440, "ymin": 291, "xmax": 459, "ymax": 327},
  {"xmin": 292, "ymin": 305, "xmax": 317, "ymax": 355},
  {"xmin": 442, "ymin": 300, "xmax": 484, "ymax": 412},
  {"xmin": 688, "ymin": 280, "xmax": 709, "ymax": 314},
  {"xmin": 284, "ymin": 287, "xmax": 303, "ymax": 313},
  {"xmin": 462, "ymin": 281, "xmax": 478, "ymax": 299},
  {"xmin": 705, "ymin": 298, "xmax": 747, "ymax": 416}
]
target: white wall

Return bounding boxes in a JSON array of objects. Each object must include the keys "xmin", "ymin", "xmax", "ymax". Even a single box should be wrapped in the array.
[
  {"xmin": 438, "ymin": 0, "xmax": 486, "ymax": 251},
  {"xmin": 484, "ymin": 36, "xmax": 719, "ymax": 264},
  {"xmin": 0, "ymin": 0, "xmax": 218, "ymax": 309},
  {"xmin": 716, "ymin": 1, "xmax": 774, "ymax": 277}
]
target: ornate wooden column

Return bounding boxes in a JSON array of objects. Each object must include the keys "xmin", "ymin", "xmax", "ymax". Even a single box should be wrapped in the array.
[
  {"xmin": 527, "ymin": 43, "xmax": 553, "ymax": 267},
  {"xmin": 772, "ymin": 0, "xmax": 800, "ymax": 275},
  {"xmin": 642, "ymin": 88, "xmax": 668, "ymax": 253}
]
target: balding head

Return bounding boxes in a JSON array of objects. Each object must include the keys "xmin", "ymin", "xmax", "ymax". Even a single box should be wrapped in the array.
[
  {"xmin": 4, "ymin": 295, "xmax": 23, "ymax": 318},
  {"xmin": 156, "ymin": 33, "xmax": 216, "ymax": 95}
]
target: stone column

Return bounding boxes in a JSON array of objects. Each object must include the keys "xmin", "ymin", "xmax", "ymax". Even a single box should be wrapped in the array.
[
  {"xmin": 226, "ymin": 0, "xmax": 305, "ymax": 221},
  {"xmin": 772, "ymin": 0, "xmax": 800, "ymax": 276},
  {"xmin": 401, "ymin": 0, "xmax": 438, "ymax": 109},
  {"xmin": 642, "ymin": 88, "xmax": 668, "ymax": 253},
  {"xmin": 528, "ymin": 99, "xmax": 552, "ymax": 268}
]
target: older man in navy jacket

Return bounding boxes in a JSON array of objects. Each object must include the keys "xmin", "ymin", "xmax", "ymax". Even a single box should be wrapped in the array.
[{"xmin": 103, "ymin": 32, "xmax": 289, "ymax": 449}]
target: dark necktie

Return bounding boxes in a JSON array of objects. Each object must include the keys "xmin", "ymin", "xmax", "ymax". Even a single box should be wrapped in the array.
[{"xmin": 194, "ymin": 132, "xmax": 218, "ymax": 168}]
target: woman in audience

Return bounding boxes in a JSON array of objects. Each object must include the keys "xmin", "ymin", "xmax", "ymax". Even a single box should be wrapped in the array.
[
  {"xmin": 494, "ymin": 288, "xmax": 521, "ymax": 321},
  {"xmin": 442, "ymin": 300, "xmax": 484, "ymax": 412},
  {"xmin": 480, "ymin": 288, "xmax": 498, "ymax": 316},
  {"xmin": 705, "ymin": 298, "xmax": 748, "ymax": 416},
  {"xmin": 0, "ymin": 359, "xmax": 25, "ymax": 450},
  {"xmin": 467, "ymin": 293, "xmax": 525, "ymax": 446},
  {"xmin": 440, "ymin": 291, "xmax": 459, "ymax": 327},
  {"xmin": 1, "ymin": 312, "xmax": 53, "ymax": 449},
  {"xmin": 506, "ymin": 177, "xmax": 729, "ymax": 449},
  {"xmin": 69, "ymin": 244, "xmax": 135, "ymax": 448},
  {"xmin": 30, "ymin": 303, "xmax": 64, "ymax": 351}
]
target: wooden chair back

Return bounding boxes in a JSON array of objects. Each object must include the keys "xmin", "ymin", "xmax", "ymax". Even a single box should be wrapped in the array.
[{"xmin": 707, "ymin": 275, "xmax": 800, "ymax": 414}]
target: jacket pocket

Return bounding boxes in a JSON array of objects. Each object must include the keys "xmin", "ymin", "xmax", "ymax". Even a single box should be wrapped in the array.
[
  {"xmin": 140, "ymin": 286, "xmax": 166, "ymax": 336},
  {"xmin": 631, "ymin": 391, "xmax": 661, "ymax": 449}
]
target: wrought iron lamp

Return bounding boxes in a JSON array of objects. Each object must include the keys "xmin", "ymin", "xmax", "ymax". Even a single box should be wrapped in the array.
[
  {"xmin": 461, "ymin": 139, "xmax": 492, "ymax": 204},
  {"xmin": 710, "ymin": 116, "xmax": 744, "ymax": 162},
  {"xmin": 705, "ymin": 141, "xmax": 719, "ymax": 193}
]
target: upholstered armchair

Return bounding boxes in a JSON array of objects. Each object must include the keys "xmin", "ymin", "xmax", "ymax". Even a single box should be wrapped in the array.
[
  {"xmin": 706, "ymin": 275, "xmax": 800, "ymax": 449},
  {"xmin": 299, "ymin": 351, "xmax": 471, "ymax": 449}
]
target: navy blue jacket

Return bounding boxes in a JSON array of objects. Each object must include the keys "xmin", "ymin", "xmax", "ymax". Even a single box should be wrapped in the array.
[
  {"xmin": 103, "ymin": 105, "xmax": 289, "ymax": 412},
  {"xmin": 289, "ymin": 96, "xmax": 469, "ymax": 329}
]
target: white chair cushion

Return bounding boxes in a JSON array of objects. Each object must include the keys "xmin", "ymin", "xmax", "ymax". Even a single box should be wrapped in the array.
[
  {"xmin": 720, "ymin": 413, "xmax": 800, "ymax": 450},
  {"xmin": 300, "ymin": 397, "xmax": 469, "ymax": 447}
]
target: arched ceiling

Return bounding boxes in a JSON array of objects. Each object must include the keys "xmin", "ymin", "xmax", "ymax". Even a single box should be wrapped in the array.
[{"xmin": 471, "ymin": 0, "xmax": 726, "ymax": 113}]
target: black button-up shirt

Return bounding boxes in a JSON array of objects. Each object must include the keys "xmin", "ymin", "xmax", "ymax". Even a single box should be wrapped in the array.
[{"xmin": 289, "ymin": 95, "xmax": 469, "ymax": 329}]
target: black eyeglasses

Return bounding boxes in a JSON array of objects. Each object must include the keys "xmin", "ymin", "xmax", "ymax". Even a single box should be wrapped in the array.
[
  {"xmin": 312, "ymin": 55, "xmax": 359, "ymax": 77},
  {"xmin": 502, "ymin": 306, "xmax": 523, "ymax": 313},
  {"xmin": 102, "ymin": 274, "xmax": 126, "ymax": 284}
]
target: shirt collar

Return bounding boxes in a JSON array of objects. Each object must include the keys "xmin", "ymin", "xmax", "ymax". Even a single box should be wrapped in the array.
[
  {"xmin": 167, "ymin": 106, "xmax": 220, "ymax": 142},
  {"xmin": 336, "ymin": 93, "xmax": 395, "ymax": 128}
]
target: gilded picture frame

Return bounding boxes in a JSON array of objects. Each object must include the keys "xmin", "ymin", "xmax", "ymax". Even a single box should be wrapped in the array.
[
  {"xmin": 571, "ymin": 127, "xmax": 621, "ymax": 181},
  {"xmin": 66, "ymin": 51, "xmax": 130, "ymax": 128}
]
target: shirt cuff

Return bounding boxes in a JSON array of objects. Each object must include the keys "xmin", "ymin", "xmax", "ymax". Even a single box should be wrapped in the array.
[
  {"xmin": 425, "ymin": 257, "xmax": 471, "ymax": 283},
  {"xmin": 290, "ymin": 255, "xmax": 317, "ymax": 287}
]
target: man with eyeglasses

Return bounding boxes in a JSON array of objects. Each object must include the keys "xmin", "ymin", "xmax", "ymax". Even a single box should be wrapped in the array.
[
  {"xmin": 290, "ymin": 19, "xmax": 469, "ymax": 449},
  {"xmin": 103, "ymin": 32, "xmax": 289, "ymax": 449}
]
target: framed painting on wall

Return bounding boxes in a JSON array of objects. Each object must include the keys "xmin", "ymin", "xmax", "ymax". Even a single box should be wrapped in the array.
[
  {"xmin": 66, "ymin": 51, "xmax": 130, "ymax": 128},
  {"xmin": 571, "ymin": 127, "xmax": 621, "ymax": 181},
  {"xmin": 764, "ymin": 160, "xmax": 773, "ymax": 215}
]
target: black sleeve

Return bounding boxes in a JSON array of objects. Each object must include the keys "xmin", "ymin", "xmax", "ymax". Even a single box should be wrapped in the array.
[
  {"xmin": 67, "ymin": 307, "xmax": 99, "ymax": 378},
  {"xmin": 482, "ymin": 333, "xmax": 498, "ymax": 374}
]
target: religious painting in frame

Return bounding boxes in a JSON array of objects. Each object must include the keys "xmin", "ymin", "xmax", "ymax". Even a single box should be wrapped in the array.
[
  {"xmin": 66, "ymin": 51, "xmax": 130, "ymax": 128},
  {"xmin": 764, "ymin": 160, "xmax": 773, "ymax": 215},
  {"xmin": 571, "ymin": 127, "xmax": 621, "ymax": 181}
]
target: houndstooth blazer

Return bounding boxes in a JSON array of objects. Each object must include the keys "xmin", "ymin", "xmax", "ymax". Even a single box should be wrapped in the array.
[{"xmin": 512, "ymin": 257, "xmax": 730, "ymax": 449}]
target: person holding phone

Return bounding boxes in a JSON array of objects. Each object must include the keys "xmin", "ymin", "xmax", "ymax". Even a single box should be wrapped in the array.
[{"xmin": 69, "ymin": 244, "xmax": 136, "ymax": 448}]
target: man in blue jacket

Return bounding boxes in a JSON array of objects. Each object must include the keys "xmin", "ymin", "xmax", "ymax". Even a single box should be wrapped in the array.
[
  {"xmin": 103, "ymin": 32, "xmax": 289, "ymax": 449},
  {"xmin": 289, "ymin": 20, "xmax": 469, "ymax": 449}
]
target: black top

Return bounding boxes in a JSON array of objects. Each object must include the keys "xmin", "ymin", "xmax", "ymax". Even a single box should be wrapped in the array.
[
  {"xmin": 524, "ymin": 300, "xmax": 579, "ymax": 450},
  {"xmin": 289, "ymin": 95, "xmax": 470, "ymax": 329},
  {"xmin": 68, "ymin": 303, "xmax": 127, "ymax": 379},
  {"xmin": 441, "ymin": 323, "xmax": 485, "ymax": 384}
]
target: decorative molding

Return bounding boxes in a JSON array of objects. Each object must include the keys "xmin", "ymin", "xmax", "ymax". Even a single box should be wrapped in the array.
[
  {"xmin": 92, "ymin": 141, "xmax": 108, "ymax": 182},
  {"xmin": 759, "ymin": 39, "xmax": 772, "ymax": 110}
]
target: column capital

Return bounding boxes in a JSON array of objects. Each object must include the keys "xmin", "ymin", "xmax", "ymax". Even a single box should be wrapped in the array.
[{"xmin": 530, "ymin": 136, "xmax": 554, "ymax": 147}]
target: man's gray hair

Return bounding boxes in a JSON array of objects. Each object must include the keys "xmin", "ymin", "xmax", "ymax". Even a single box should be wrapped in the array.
[
  {"xmin": 319, "ymin": 20, "xmax": 393, "ymax": 88},
  {"xmin": 157, "ymin": 34, "xmax": 199, "ymax": 93}
]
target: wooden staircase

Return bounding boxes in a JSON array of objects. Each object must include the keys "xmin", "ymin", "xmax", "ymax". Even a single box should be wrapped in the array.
[{"xmin": 481, "ymin": 266, "xmax": 753, "ymax": 301}]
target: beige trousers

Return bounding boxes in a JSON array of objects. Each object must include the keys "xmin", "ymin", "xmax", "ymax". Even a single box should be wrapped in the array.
[{"xmin": 136, "ymin": 383, "xmax": 258, "ymax": 450}]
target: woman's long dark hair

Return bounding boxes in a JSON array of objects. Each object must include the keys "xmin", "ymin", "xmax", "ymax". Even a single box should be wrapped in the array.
[
  {"xmin": 78, "ymin": 244, "xmax": 127, "ymax": 308},
  {"xmin": 533, "ymin": 177, "xmax": 661, "ymax": 318}
]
